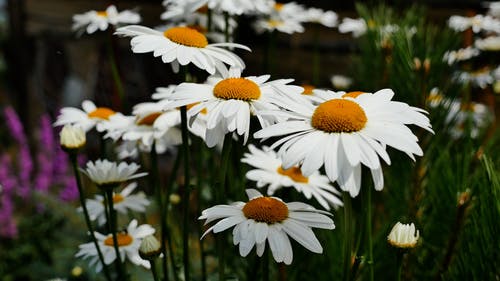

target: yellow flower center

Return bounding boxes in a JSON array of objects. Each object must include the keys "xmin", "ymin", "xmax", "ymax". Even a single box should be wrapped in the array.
[
  {"xmin": 87, "ymin": 107, "xmax": 115, "ymax": 120},
  {"xmin": 104, "ymin": 233, "xmax": 133, "ymax": 247},
  {"xmin": 302, "ymin": 85, "xmax": 315, "ymax": 95},
  {"xmin": 277, "ymin": 166, "xmax": 309, "ymax": 183},
  {"xmin": 213, "ymin": 78, "xmax": 261, "ymax": 101},
  {"xmin": 242, "ymin": 197, "xmax": 288, "ymax": 224},
  {"xmin": 342, "ymin": 91, "xmax": 364, "ymax": 98},
  {"xmin": 311, "ymin": 99, "xmax": 367, "ymax": 133},
  {"xmin": 136, "ymin": 112, "xmax": 162, "ymax": 126},
  {"xmin": 268, "ymin": 20, "xmax": 283, "ymax": 27},
  {"xmin": 113, "ymin": 194, "xmax": 124, "ymax": 204},
  {"xmin": 96, "ymin": 11, "xmax": 107, "ymax": 17},
  {"xmin": 274, "ymin": 3, "xmax": 284, "ymax": 11},
  {"xmin": 164, "ymin": 27, "xmax": 208, "ymax": 48}
]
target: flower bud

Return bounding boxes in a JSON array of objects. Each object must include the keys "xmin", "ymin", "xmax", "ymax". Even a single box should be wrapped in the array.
[
  {"xmin": 387, "ymin": 222, "xmax": 419, "ymax": 248},
  {"xmin": 60, "ymin": 125, "xmax": 86, "ymax": 150},
  {"xmin": 139, "ymin": 235, "xmax": 162, "ymax": 260}
]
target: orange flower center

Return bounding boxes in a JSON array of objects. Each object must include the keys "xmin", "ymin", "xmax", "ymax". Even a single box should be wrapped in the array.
[
  {"xmin": 213, "ymin": 78, "xmax": 261, "ymax": 101},
  {"xmin": 136, "ymin": 112, "xmax": 162, "ymax": 126},
  {"xmin": 274, "ymin": 3, "xmax": 284, "ymax": 11},
  {"xmin": 87, "ymin": 107, "xmax": 115, "ymax": 120},
  {"xmin": 242, "ymin": 197, "xmax": 288, "ymax": 224},
  {"xmin": 277, "ymin": 166, "xmax": 309, "ymax": 183},
  {"xmin": 268, "ymin": 20, "xmax": 283, "ymax": 27},
  {"xmin": 342, "ymin": 91, "xmax": 364, "ymax": 98},
  {"xmin": 311, "ymin": 99, "xmax": 367, "ymax": 133},
  {"xmin": 104, "ymin": 233, "xmax": 133, "ymax": 247},
  {"xmin": 113, "ymin": 194, "xmax": 124, "ymax": 204},
  {"xmin": 164, "ymin": 27, "xmax": 208, "ymax": 48},
  {"xmin": 302, "ymin": 85, "xmax": 315, "ymax": 95},
  {"xmin": 96, "ymin": 11, "xmax": 108, "ymax": 17}
]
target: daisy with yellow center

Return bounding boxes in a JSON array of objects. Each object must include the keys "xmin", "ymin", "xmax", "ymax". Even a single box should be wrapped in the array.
[
  {"xmin": 114, "ymin": 24, "xmax": 250, "ymax": 75},
  {"xmin": 242, "ymin": 145, "xmax": 343, "ymax": 210},
  {"xmin": 80, "ymin": 182, "xmax": 150, "ymax": 226},
  {"xmin": 166, "ymin": 68, "xmax": 304, "ymax": 147},
  {"xmin": 254, "ymin": 89, "xmax": 433, "ymax": 197},
  {"xmin": 72, "ymin": 5, "xmax": 141, "ymax": 35},
  {"xmin": 54, "ymin": 100, "xmax": 118, "ymax": 133},
  {"xmin": 305, "ymin": 8, "xmax": 338, "ymax": 28},
  {"xmin": 199, "ymin": 189, "xmax": 334, "ymax": 264},
  {"xmin": 76, "ymin": 220, "xmax": 155, "ymax": 272}
]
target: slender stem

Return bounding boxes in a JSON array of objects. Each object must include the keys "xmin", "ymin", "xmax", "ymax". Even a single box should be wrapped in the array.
[
  {"xmin": 69, "ymin": 153, "xmax": 112, "ymax": 281},
  {"xmin": 164, "ymin": 152, "xmax": 182, "ymax": 281},
  {"xmin": 106, "ymin": 29, "xmax": 125, "ymax": 110},
  {"xmin": 342, "ymin": 192, "xmax": 353, "ymax": 281},
  {"xmin": 278, "ymin": 263, "xmax": 287, "ymax": 281},
  {"xmin": 224, "ymin": 12, "xmax": 230, "ymax": 42},
  {"xmin": 312, "ymin": 27, "xmax": 320, "ymax": 85},
  {"xmin": 180, "ymin": 105, "xmax": 191, "ymax": 281},
  {"xmin": 151, "ymin": 260, "xmax": 161, "ymax": 281},
  {"xmin": 195, "ymin": 141, "xmax": 207, "ymax": 281},
  {"xmin": 151, "ymin": 142, "xmax": 169, "ymax": 281},
  {"xmin": 102, "ymin": 189, "xmax": 111, "ymax": 234},
  {"xmin": 396, "ymin": 250, "xmax": 404, "ymax": 281},
  {"xmin": 217, "ymin": 135, "xmax": 233, "ymax": 281},
  {"xmin": 206, "ymin": 8, "xmax": 213, "ymax": 32},
  {"xmin": 263, "ymin": 249, "xmax": 270, "ymax": 281},
  {"xmin": 365, "ymin": 186, "xmax": 374, "ymax": 281},
  {"xmin": 106, "ymin": 188, "xmax": 125, "ymax": 281}
]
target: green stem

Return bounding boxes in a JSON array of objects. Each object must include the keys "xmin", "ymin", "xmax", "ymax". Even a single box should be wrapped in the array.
[
  {"xmin": 216, "ymin": 135, "xmax": 233, "ymax": 281},
  {"xmin": 180, "ymin": 105, "xmax": 191, "ymax": 281},
  {"xmin": 151, "ymin": 260, "xmax": 161, "ymax": 281},
  {"xmin": 224, "ymin": 12, "xmax": 230, "ymax": 42},
  {"xmin": 164, "ymin": 152, "xmax": 182, "ymax": 281},
  {"xmin": 263, "ymin": 249, "xmax": 270, "ymax": 281},
  {"xmin": 69, "ymin": 153, "xmax": 112, "ymax": 281},
  {"xmin": 107, "ymin": 29, "xmax": 125, "ymax": 110},
  {"xmin": 151, "ymin": 142, "xmax": 169, "ymax": 281},
  {"xmin": 106, "ymin": 188, "xmax": 126, "ymax": 281},
  {"xmin": 396, "ymin": 251, "xmax": 404, "ymax": 281},
  {"xmin": 207, "ymin": 9, "xmax": 213, "ymax": 32},
  {"xmin": 365, "ymin": 186, "xmax": 374, "ymax": 281},
  {"xmin": 312, "ymin": 27, "xmax": 320, "ymax": 85},
  {"xmin": 342, "ymin": 192, "xmax": 353, "ymax": 281}
]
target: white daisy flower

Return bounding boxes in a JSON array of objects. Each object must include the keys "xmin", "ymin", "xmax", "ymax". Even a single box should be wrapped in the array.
[
  {"xmin": 199, "ymin": 189, "xmax": 335, "ymax": 264},
  {"xmin": 448, "ymin": 14, "xmax": 500, "ymax": 33},
  {"xmin": 207, "ymin": 0, "xmax": 271, "ymax": 15},
  {"xmin": 54, "ymin": 100, "xmax": 117, "ymax": 133},
  {"xmin": 456, "ymin": 69, "xmax": 494, "ymax": 89},
  {"xmin": 72, "ymin": 5, "xmax": 141, "ymax": 35},
  {"xmin": 75, "ymin": 219, "xmax": 155, "ymax": 271},
  {"xmin": 475, "ymin": 36, "xmax": 500, "ymax": 51},
  {"xmin": 254, "ymin": 89, "xmax": 433, "ymax": 197},
  {"xmin": 443, "ymin": 47, "xmax": 480, "ymax": 65},
  {"xmin": 272, "ymin": 2, "xmax": 307, "ymax": 21},
  {"xmin": 484, "ymin": 1, "xmax": 500, "ymax": 18},
  {"xmin": 82, "ymin": 159, "xmax": 147, "ymax": 187},
  {"xmin": 330, "ymin": 75, "xmax": 353, "ymax": 90},
  {"xmin": 387, "ymin": 222, "xmax": 419, "ymax": 249},
  {"xmin": 305, "ymin": 8, "xmax": 338, "ymax": 28},
  {"xmin": 253, "ymin": 17, "xmax": 305, "ymax": 34},
  {"xmin": 114, "ymin": 25, "xmax": 250, "ymax": 75},
  {"xmin": 161, "ymin": 0, "xmax": 208, "ymax": 21},
  {"xmin": 166, "ymin": 67, "xmax": 304, "ymax": 147},
  {"xmin": 80, "ymin": 182, "xmax": 150, "ymax": 226},
  {"xmin": 241, "ymin": 145, "xmax": 342, "ymax": 210},
  {"xmin": 338, "ymin": 17, "xmax": 367, "ymax": 37}
]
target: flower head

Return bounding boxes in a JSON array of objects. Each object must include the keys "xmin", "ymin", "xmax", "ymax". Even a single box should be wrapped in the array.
[
  {"xmin": 60, "ymin": 124, "xmax": 86, "ymax": 150},
  {"xmin": 387, "ymin": 222, "xmax": 419, "ymax": 248},
  {"xmin": 76, "ymin": 220, "xmax": 155, "ymax": 271},
  {"xmin": 139, "ymin": 235, "xmax": 162, "ymax": 260},
  {"xmin": 72, "ymin": 5, "xmax": 141, "ymax": 34},
  {"xmin": 199, "ymin": 189, "xmax": 334, "ymax": 264},
  {"xmin": 166, "ymin": 68, "xmax": 303, "ymax": 147},
  {"xmin": 82, "ymin": 159, "xmax": 147, "ymax": 188},
  {"xmin": 254, "ymin": 89, "xmax": 433, "ymax": 197},
  {"xmin": 242, "ymin": 144, "xmax": 342, "ymax": 210},
  {"xmin": 54, "ymin": 100, "xmax": 117, "ymax": 133},
  {"xmin": 81, "ymin": 182, "xmax": 150, "ymax": 225},
  {"xmin": 114, "ymin": 25, "xmax": 250, "ymax": 75}
]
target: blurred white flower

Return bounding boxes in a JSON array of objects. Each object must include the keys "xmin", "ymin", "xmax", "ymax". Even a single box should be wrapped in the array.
[
  {"xmin": 338, "ymin": 18, "xmax": 367, "ymax": 37},
  {"xmin": 443, "ymin": 47, "xmax": 480, "ymax": 65},
  {"xmin": 330, "ymin": 75, "xmax": 353, "ymax": 90},
  {"xmin": 475, "ymin": 36, "xmax": 500, "ymax": 51},
  {"xmin": 72, "ymin": 5, "xmax": 141, "ymax": 34}
]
